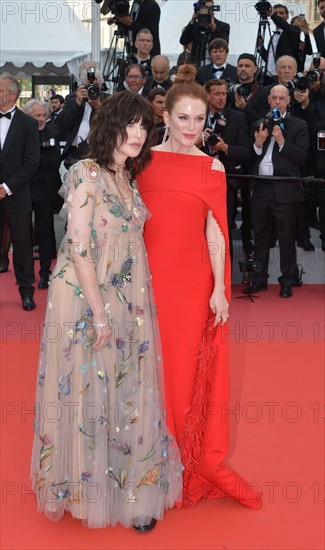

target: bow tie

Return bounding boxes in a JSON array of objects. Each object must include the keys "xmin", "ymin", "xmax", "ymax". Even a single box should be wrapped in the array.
[
  {"xmin": 0, "ymin": 111, "xmax": 13, "ymax": 119},
  {"xmin": 212, "ymin": 66, "xmax": 225, "ymax": 74},
  {"xmin": 273, "ymin": 30, "xmax": 280, "ymax": 35},
  {"xmin": 140, "ymin": 60, "xmax": 149, "ymax": 65}
]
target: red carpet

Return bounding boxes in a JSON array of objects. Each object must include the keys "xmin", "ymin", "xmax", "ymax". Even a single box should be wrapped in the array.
[{"xmin": 1, "ymin": 261, "xmax": 324, "ymax": 549}]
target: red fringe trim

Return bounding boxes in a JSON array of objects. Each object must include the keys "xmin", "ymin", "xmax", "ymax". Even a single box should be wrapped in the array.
[{"xmin": 179, "ymin": 312, "xmax": 217, "ymax": 507}]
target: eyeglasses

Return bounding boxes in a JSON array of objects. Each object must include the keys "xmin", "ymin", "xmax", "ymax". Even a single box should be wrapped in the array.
[
  {"xmin": 137, "ymin": 38, "xmax": 153, "ymax": 43},
  {"xmin": 126, "ymin": 75, "xmax": 144, "ymax": 80}
]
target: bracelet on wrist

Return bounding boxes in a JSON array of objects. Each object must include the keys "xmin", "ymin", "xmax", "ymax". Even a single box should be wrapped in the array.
[{"xmin": 93, "ymin": 315, "xmax": 108, "ymax": 329}]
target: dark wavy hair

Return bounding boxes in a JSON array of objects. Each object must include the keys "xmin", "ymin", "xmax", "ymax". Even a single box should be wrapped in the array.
[{"xmin": 87, "ymin": 91, "xmax": 156, "ymax": 177}]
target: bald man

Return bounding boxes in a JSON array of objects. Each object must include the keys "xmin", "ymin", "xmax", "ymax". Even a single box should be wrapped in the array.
[{"xmin": 246, "ymin": 85, "xmax": 310, "ymax": 298}]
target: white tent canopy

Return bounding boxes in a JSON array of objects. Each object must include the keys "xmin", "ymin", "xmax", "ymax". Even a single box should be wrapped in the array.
[{"xmin": 0, "ymin": 0, "xmax": 91, "ymax": 68}]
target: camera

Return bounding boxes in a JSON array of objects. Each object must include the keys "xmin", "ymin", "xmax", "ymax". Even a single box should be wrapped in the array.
[
  {"xmin": 285, "ymin": 73, "xmax": 309, "ymax": 94},
  {"xmin": 206, "ymin": 114, "xmax": 227, "ymax": 146},
  {"xmin": 227, "ymin": 82, "xmax": 251, "ymax": 99},
  {"xmin": 254, "ymin": 0, "xmax": 272, "ymax": 18},
  {"xmin": 256, "ymin": 109, "xmax": 285, "ymax": 132},
  {"xmin": 105, "ymin": 0, "xmax": 129, "ymax": 17},
  {"xmin": 85, "ymin": 67, "xmax": 101, "ymax": 100},
  {"xmin": 193, "ymin": 0, "xmax": 220, "ymax": 29},
  {"xmin": 305, "ymin": 69, "xmax": 323, "ymax": 83},
  {"xmin": 239, "ymin": 259, "xmax": 263, "ymax": 287},
  {"xmin": 313, "ymin": 53, "xmax": 321, "ymax": 69}
]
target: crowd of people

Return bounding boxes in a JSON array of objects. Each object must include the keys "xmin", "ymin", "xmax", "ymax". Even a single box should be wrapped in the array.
[
  {"xmin": 0, "ymin": 0, "xmax": 324, "ymax": 534},
  {"xmin": 1, "ymin": 1, "xmax": 324, "ymax": 311}
]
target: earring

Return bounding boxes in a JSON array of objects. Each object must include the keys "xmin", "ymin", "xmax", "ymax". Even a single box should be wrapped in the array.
[
  {"xmin": 202, "ymin": 131, "xmax": 205, "ymax": 147},
  {"xmin": 162, "ymin": 124, "xmax": 169, "ymax": 144}
]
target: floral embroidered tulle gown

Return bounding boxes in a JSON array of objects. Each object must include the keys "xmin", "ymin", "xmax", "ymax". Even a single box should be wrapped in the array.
[{"xmin": 31, "ymin": 160, "xmax": 183, "ymax": 528}]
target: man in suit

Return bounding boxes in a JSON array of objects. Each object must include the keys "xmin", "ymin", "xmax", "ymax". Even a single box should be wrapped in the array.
[
  {"xmin": 50, "ymin": 94, "xmax": 65, "ymax": 122},
  {"xmin": 247, "ymin": 85, "xmax": 310, "ymax": 298},
  {"xmin": 150, "ymin": 55, "xmax": 172, "ymax": 90},
  {"xmin": 116, "ymin": 28, "xmax": 153, "ymax": 91},
  {"xmin": 202, "ymin": 79, "xmax": 251, "ymax": 261},
  {"xmin": 196, "ymin": 38, "xmax": 237, "ymax": 85},
  {"xmin": 258, "ymin": 4, "xmax": 300, "ymax": 84},
  {"xmin": 24, "ymin": 100, "xmax": 62, "ymax": 290},
  {"xmin": 313, "ymin": 0, "xmax": 325, "ymax": 56},
  {"xmin": 57, "ymin": 64, "xmax": 104, "ymax": 169},
  {"xmin": 105, "ymin": 0, "xmax": 161, "ymax": 56},
  {"xmin": 123, "ymin": 64, "xmax": 152, "ymax": 96},
  {"xmin": 0, "ymin": 75, "xmax": 40, "ymax": 310},
  {"xmin": 180, "ymin": 0, "xmax": 229, "ymax": 66}
]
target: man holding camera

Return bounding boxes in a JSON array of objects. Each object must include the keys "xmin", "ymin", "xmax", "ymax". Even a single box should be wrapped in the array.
[
  {"xmin": 104, "ymin": 0, "xmax": 161, "ymax": 57},
  {"xmin": 258, "ymin": 4, "xmax": 301, "ymax": 84},
  {"xmin": 202, "ymin": 79, "xmax": 251, "ymax": 260},
  {"xmin": 248, "ymin": 85, "xmax": 310, "ymax": 298},
  {"xmin": 57, "ymin": 64, "xmax": 104, "ymax": 169},
  {"xmin": 313, "ymin": 0, "xmax": 325, "ymax": 57},
  {"xmin": 180, "ymin": 1, "xmax": 229, "ymax": 66}
]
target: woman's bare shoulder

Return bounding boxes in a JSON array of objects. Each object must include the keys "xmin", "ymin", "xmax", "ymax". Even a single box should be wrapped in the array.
[{"xmin": 211, "ymin": 158, "xmax": 225, "ymax": 173}]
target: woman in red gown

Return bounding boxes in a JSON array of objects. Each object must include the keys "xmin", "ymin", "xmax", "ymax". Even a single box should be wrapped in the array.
[{"xmin": 138, "ymin": 79, "xmax": 262, "ymax": 509}]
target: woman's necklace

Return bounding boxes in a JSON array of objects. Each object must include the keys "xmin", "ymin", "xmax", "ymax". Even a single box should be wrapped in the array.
[{"xmin": 111, "ymin": 164, "xmax": 133, "ymax": 203}]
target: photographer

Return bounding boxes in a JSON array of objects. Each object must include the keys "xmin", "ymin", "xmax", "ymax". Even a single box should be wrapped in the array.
[
  {"xmin": 313, "ymin": 0, "xmax": 325, "ymax": 57},
  {"xmin": 24, "ymin": 100, "xmax": 62, "ymax": 290},
  {"xmin": 57, "ymin": 64, "xmax": 105, "ymax": 168},
  {"xmin": 257, "ymin": 4, "xmax": 300, "ymax": 84},
  {"xmin": 290, "ymin": 15, "xmax": 312, "ymax": 72},
  {"xmin": 202, "ymin": 79, "xmax": 251, "ymax": 260},
  {"xmin": 247, "ymin": 85, "xmax": 310, "ymax": 298},
  {"xmin": 180, "ymin": 0, "xmax": 229, "ymax": 66},
  {"xmin": 310, "ymin": 99, "xmax": 325, "ymax": 251},
  {"xmin": 116, "ymin": 28, "xmax": 153, "ymax": 91},
  {"xmin": 196, "ymin": 38, "xmax": 237, "ymax": 85},
  {"xmin": 105, "ymin": 0, "xmax": 161, "ymax": 56},
  {"xmin": 229, "ymin": 53, "xmax": 265, "ymax": 125}
]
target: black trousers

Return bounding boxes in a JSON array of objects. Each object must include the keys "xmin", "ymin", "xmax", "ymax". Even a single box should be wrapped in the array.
[
  {"xmin": 251, "ymin": 182, "xmax": 299, "ymax": 286},
  {"xmin": 32, "ymin": 198, "xmax": 54, "ymax": 278},
  {"xmin": 0, "ymin": 205, "xmax": 35, "ymax": 297}
]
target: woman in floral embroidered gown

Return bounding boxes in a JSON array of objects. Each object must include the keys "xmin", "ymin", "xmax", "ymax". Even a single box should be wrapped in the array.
[{"xmin": 31, "ymin": 92, "xmax": 182, "ymax": 529}]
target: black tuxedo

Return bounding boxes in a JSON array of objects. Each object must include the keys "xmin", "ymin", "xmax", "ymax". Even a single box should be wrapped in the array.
[
  {"xmin": 251, "ymin": 113, "xmax": 310, "ymax": 286},
  {"xmin": 203, "ymin": 107, "xmax": 251, "ymax": 260},
  {"xmin": 129, "ymin": 0, "xmax": 161, "ymax": 57},
  {"xmin": 259, "ymin": 14, "xmax": 300, "ymax": 77},
  {"xmin": 0, "ymin": 109, "xmax": 40, "ymax": 296},
  {"xmin": 31, "ymin": 123, "xmax": 62, "ymax": 279},
  {"xmin": 180, "ymin": 18, "xmax": 230, "ymax": 65},
  {"xmin": 313, "ymin": 22, "xmax": 325, "ymax": 57},
  {"xmin": 196, "ymin": 63, "xmax": 238, "ymax": 85}
]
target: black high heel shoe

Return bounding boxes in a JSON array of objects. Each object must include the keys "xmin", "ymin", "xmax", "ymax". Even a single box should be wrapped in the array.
[{"xmin": 132, "ymin": 518, "xmax": 157, "ymax": 532}]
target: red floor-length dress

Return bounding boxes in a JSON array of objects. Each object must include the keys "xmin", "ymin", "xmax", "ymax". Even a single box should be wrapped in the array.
[{"xmin": 138, "ymin": 151, "xmax": 243, "ymax": 505}]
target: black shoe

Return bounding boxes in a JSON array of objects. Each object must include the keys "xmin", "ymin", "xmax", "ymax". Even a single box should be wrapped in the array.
[
  {"xmin": 22, "ymin": 295, "xmax": 36, "ymax": 311},
  {"xmin": 0, "ymin": 257, "xmax": 9, "ymax": 273},
  {"xmin": 133, "ymin": 518, "xmax": 157, "ymax": 532},
  {"xmin": 297, "ymin": 239, "xmax": 315, "ymax": 251},
  {"xmin": 279, "ymin": 285, "xmax": 292, "ymax": 298},
  {"xmin": 322, "ymin": 241, "xmax": 325, "ymax": 252},
  {"xmin": 38, "ymin": 277, "xmax": 49, "ymax": 290},
  {"xmin": 243, "ymin": 282, "xmax": 268, "ymax": 294}
]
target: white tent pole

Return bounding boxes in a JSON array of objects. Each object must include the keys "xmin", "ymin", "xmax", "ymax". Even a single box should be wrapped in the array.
[{"xmin": 91, "ymin": 1, "xmax": 101, "ymax": 65}]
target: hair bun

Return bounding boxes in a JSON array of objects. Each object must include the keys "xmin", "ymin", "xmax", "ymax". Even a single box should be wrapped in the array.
[{"xmin": 174, "ymin": 64, "xmax": 197, "ymax": 84}]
